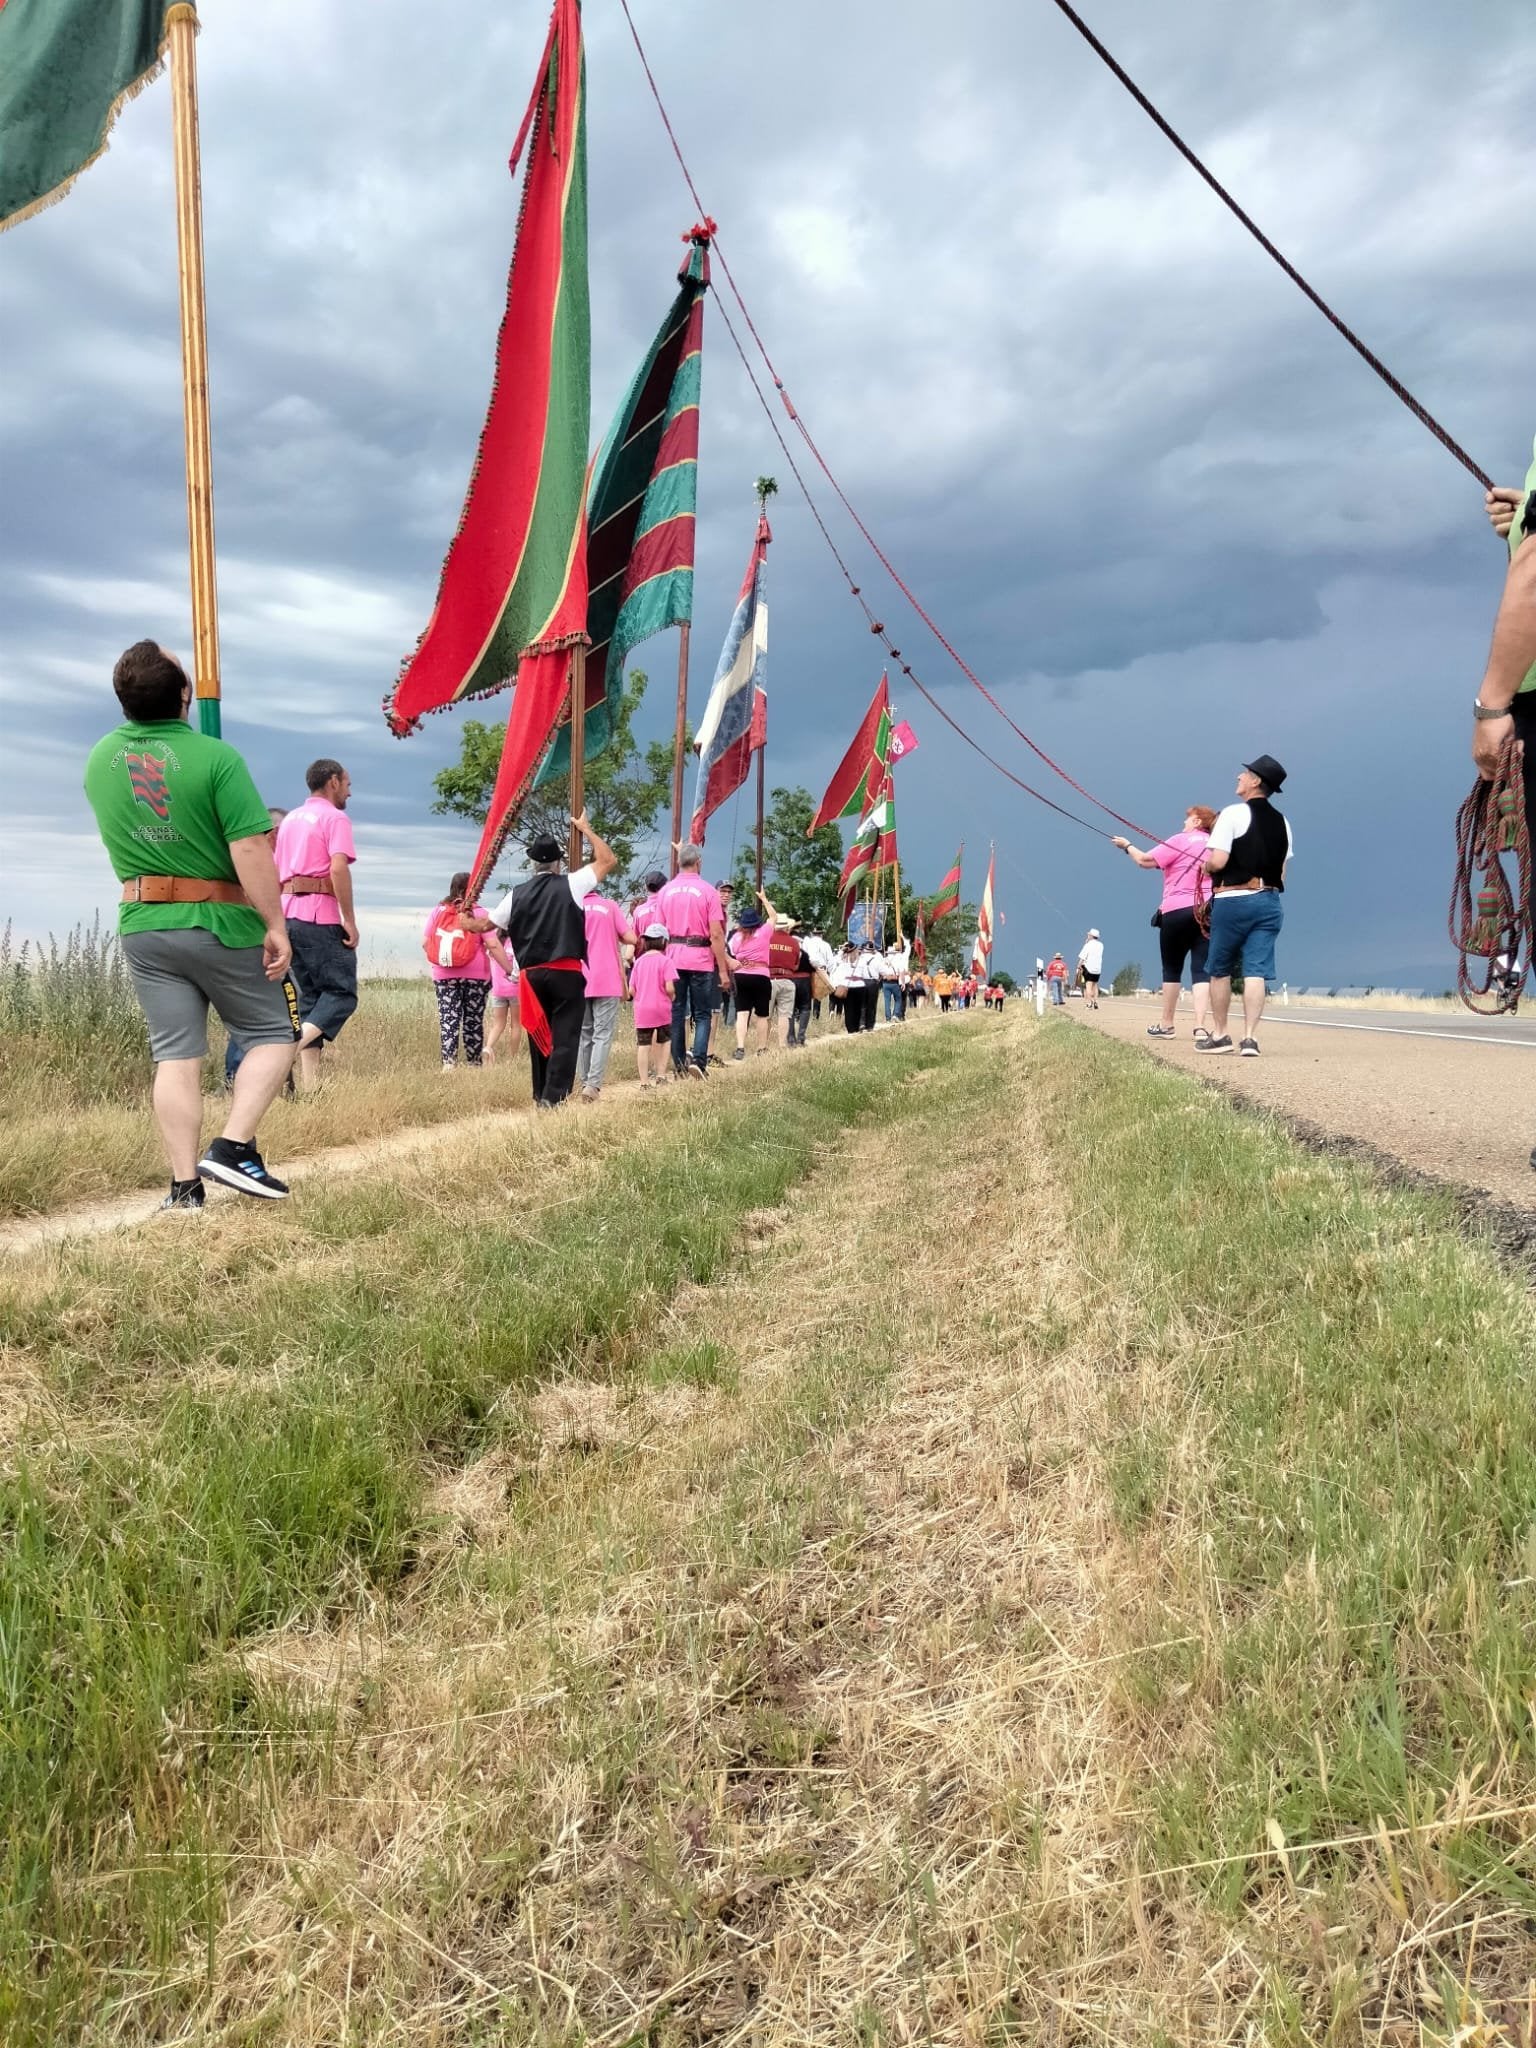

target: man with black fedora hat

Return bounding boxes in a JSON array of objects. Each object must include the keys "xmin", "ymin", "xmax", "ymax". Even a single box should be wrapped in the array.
[
  {"xmin": 1199, "ymin": 754, "xmax": 1292, "ymax": 1057},
  {"xmin": 488, "ymin": 810, "xmax": 617, "ymax": 1108}
]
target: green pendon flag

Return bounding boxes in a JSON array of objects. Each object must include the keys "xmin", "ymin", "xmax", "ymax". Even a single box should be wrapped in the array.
[
  {"xmin": 0, "ymin": 0, "xmax": 179, "ymax": 233},
  {"xmin": 385, "ymin": 0, "xmax": 589, "ymax": 741},
  {"xmin": 928, "ymin": 845, "xmax": 962, "ymax": 922},
  {"xmin": 540, "ymin": 224, "xmax": 711, "ymax": 783},
  {"xmin": 838, "ymin": 794, "xmax": 897, "ymax": 917},
  {"xmin": 810, "ymin": 672, "xmax": 892, "ymax": 833}
]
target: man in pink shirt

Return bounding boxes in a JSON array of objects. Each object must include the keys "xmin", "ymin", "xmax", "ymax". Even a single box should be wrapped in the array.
[
  {"xmin": 272, "ymin": 758, "xmax": 358, "ymax": 1088},
  {"xmin": 575, "ymin": 890, "xmax": 635, "ymax": 1101},
  {"xmin": 653, "ymin": 842, "xmax": 733, "ymax": 1079}
]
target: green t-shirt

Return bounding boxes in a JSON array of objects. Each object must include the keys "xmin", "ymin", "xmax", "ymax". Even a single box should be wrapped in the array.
[
  {"xmin": 1512, "ymin": 435, "xmax": 1536, "ymax": 696},
  {"xmin": 83, "ymin": 720, "xmax": 271, "ymax": 948}
]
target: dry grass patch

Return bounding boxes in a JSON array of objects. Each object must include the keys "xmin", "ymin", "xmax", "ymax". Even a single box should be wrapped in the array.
[{"xmin": 169, "ymin": 1026, "xmax": 1201, "ymax": 2044}]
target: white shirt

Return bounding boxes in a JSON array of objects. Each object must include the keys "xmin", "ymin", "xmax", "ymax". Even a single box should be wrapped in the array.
[
  {"xmin": 802, "ymin": 934, "xmax": 835, "ymax": 972},
  {"xmin": 1078, "ymin": 938, "xmax": 1104, "ymax": 976},
  {"xmin": 883, "ymin": 944, "xmax": 910, "ymax": 977},
  {"xmin": 1208, "ymin": 803, "xmax": 1294, "ymax": 869},
  {"xmin": 488, "ymin": 863, "xmax": 597, "ymax": 928}
]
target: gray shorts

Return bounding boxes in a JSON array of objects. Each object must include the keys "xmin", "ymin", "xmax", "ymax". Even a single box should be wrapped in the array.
[
  {"xmin": 770, "ymin": 977, "xmax": 796, "ymax": 1019},
  {"xmin": 122, "ymin": 927, "xmax": 300, "ymax": 1063}
]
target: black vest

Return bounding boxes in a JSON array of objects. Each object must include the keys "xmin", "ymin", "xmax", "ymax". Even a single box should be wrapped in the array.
[
  {"xmin": 1223, "ymin": 798, "xmax": 1289, "ymax": 891},
  {"xmin": 504, "ymin": 871, "xmax": 587, "ymax": 968}
]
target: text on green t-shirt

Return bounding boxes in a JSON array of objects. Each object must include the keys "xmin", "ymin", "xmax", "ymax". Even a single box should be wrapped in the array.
[{"xmin": 83, "ymin": 719, "xmax": 272, "ymax": 948}]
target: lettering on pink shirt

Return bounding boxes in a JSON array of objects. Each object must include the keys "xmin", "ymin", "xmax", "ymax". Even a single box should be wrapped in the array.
[
  {"xmin": 654, "ymin": 875, "xmax": 722, "ymax": 972},
  {"xmin": 1151, "ymin": 829, "xmax": 1210, "ymax": 914}
]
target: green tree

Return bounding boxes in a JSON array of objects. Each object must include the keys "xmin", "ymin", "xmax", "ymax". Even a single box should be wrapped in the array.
[
  {"xmin": 1110, "ymin": 961, "xmax": 1143, "ymax": 997},
  {"xmin": 431, "ymin": 670, "xmax": 679, "ymax": 889},
  {"xmin": 921, "ymin": 900, "xmax": 978, "ymax": 975},
  {"xmin": 994, "ymin": 970, "xmax": 1018, "ymax": 994},
  {"xmin": 728, "ymin": 785, "xmax": 849, "ymax": 930}
]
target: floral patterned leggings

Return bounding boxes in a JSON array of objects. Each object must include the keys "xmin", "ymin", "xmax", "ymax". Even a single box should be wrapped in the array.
[{"xmin": 434, "ymin": 978, "xmax": 489, "ymax": 1066}]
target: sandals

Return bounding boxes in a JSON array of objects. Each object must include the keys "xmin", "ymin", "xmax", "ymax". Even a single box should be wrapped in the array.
[
  {"xmin": 1146, "ymin": 1024, "xmax": 1176, "ymax": 1038},
  {"xmin": 1192, "ymin": 1027, "xmax": 1212, "ymax": 1045}
]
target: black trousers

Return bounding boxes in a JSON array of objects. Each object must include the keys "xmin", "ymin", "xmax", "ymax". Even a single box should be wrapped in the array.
[{"xmin": 523, "ymin": 966, "xmax": 586, "ymax": 1106}]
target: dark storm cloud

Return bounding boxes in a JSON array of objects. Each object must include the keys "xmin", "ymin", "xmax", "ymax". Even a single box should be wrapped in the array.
[{"xmin": 2, "ymin": 0, "xmax": 1533, "ymax": 981}]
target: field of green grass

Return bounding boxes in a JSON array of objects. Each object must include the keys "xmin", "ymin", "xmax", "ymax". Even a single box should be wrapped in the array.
[{"xmin": 1, "ymin": 1008, "xmax": 1533, "ymax": 2041}]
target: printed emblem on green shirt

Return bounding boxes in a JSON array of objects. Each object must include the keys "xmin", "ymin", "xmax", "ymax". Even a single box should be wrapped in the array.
[{"xmin": 84, "ymin": 720, "xmax": 272, "ymax": 950}]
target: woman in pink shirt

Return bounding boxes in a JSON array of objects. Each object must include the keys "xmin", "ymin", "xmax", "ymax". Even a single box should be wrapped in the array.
[
  {"xmin": 727, "ymin": 903, "xmax": 775, "ymax": 1059},
  {"xmin": 423, "ymin": 871, "xmax": 510, "ymax": 1069},
  {"xmin": 485, "ymin": 939, "xmax": 522, "ymax": 1067},
  {"xmin": 628, "ymin": 924, "xmax": 675, "ymax": 1087},
  {"xmin": 1112, "ymin": 804, "xmax": 1217, "ymax": 1040}
]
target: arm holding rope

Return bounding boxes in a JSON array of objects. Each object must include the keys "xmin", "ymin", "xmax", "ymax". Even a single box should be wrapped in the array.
[
  {"xmin": 1473, "ymin": 532, "xmax": 1536, "ymax": 779},
  {"xmin": 1111, "ymin": 836, "xmax": 1161, "ymax": 870}
]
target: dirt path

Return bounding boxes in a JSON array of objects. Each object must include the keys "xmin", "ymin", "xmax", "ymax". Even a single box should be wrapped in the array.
[
  {"xmin": 1079, "ymin": 1000, "xmax": 1536, "ymax": 1214},
  {"xmin": 0, "ymin": 1025, "xmax": 868, "ymax": 1260}
]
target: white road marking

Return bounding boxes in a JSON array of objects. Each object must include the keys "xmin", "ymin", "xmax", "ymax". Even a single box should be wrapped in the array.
[{"xmin": 1267, "ymin": 1015, "xmax": 1536, "ymax": 1050}]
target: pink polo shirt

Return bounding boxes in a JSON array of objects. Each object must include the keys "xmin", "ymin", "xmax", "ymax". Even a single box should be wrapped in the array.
[
  {"xmin": 1149, "ymin": 829, "xmax": 1210, "ymax": 914},
  {"xmin": 654, "ymin": 873, "xmax": 723, "ymax": 973},
  {"xmin": 729, "ymin": 923, "xmax": 773, "ymax": 973},
  {"xmin": 628, "ymin": 948, "xmax": 673, "ymax": 1030},
  {"xmin": 274, "ymin": 795, "xmax": 355, "ymax": 925},
  {"xmin": 582, "ymin": 894, "xmax": 634, "ymax": 999}
]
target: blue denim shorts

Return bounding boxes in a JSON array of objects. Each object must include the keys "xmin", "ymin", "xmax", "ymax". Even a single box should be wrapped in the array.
[{"xmin": 1206, "ymin": 891, "xmax": 1283, "ymax": 981}]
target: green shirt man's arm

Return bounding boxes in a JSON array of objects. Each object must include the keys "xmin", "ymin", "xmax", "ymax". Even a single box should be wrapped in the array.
[{"xmin": 228, "ymin": 835, "xmax": 292, "ymax": 981}]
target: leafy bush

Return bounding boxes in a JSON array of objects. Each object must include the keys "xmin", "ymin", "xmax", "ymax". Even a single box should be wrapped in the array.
[{"xmin": 0, "ymin": 921, "xmax": 149, "ymax": 1105}]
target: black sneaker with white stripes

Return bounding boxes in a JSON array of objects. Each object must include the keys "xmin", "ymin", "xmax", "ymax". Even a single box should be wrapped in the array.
[
  {"xmin": 159, "ymin": 1178, "xmax": 205, "ymax": 1213},
  {"xmin": 197, "ymin": 1137, "xmax": 290, "ymax": 1199}
]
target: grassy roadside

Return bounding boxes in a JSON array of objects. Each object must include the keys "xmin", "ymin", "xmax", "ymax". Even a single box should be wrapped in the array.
[
  {"xmin": 1033, "ymin": 1021, "xmax": 1536, "ymax": 2037},
  {"xmin": 8, "ymin": 1009, "xmax": 1536, "ymax": 2040},
  {"xmin": 0, "ymin": 982, "xmax": 541, "ymax": 1219},
  {"xmin": 0, "ymin": 1026, "xmax": 957, "ymax": 2041}
]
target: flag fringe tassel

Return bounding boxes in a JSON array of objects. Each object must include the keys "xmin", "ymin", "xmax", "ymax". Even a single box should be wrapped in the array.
[{"xmin": 0, "ymin": 18, "xmax": 184, "ymax": 239}]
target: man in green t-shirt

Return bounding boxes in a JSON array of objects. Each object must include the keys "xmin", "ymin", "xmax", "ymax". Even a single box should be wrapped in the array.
[{"xmin": 83, "ymin": 641, "xmax": 299, "ymax": 1208}]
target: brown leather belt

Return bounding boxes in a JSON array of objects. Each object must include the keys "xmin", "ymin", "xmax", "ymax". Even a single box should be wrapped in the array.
[
  {"xmin": 281, "ymin": 875, "xmax": 336, "ymax": 896},
  {"xmin": 122, "ymin": 875, "xmax": 249, "ymax": 906}
]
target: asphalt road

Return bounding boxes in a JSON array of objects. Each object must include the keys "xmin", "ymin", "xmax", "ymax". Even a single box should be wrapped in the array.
[
  {"xmin": 1080, "ymin": 1000, "xmax": 1536, "ymax": 1213},
  {"xmin": 1266, "ymin": 1003, "xmax": 1536, "ymax": 1050}
]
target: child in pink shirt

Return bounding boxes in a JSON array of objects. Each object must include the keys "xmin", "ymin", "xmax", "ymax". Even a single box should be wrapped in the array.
[{"xmin": 628, "ymin": 926, "xmax": 675, "ymax": 1087}]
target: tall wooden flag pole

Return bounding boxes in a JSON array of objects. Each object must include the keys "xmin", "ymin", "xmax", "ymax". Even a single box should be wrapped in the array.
[
  {"xmin": 754, "ymin": 737, "xmax": 766, "ymax": 890},
  {"xmin": 167, "ymin": 5, "xmax": 221, "ymax": 737},
  {"xmin": 669, "ymin": 622, "xmax": 690, "ymax": 872},
  {"xmin": 567, "ymin": 643, "xmax": 588, "ymax": 869},
  {"xmin": 751, "ymin": 476, "xmax": 775, "ymax": 890}
]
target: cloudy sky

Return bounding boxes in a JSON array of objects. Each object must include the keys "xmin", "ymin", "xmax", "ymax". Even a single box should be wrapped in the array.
[{"xmin": 3, "ymin": 0, "xmax": 1533, "ymax": 985}]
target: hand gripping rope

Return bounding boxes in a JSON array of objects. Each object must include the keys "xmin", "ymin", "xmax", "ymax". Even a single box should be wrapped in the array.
[{"xmin": 1449, "ymin": 731, "xmax": 1532, "ymax": 1014}]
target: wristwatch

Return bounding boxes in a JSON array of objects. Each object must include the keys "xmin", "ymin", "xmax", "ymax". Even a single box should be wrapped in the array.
[{"xmin": 1474, "ymin": 698, "xmax": 1514, "ymax": 721}]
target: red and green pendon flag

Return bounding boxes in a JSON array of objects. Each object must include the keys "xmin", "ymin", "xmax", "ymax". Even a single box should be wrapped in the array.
[
  {"xmin": 385, "ymin": 0, "xmax": 589, "ymax": 753},
  {"xmin": 928, "ymin": 844, "xmax": 962, "ymax": 922},
  {"xmin": 0, "ymin": 0, "xmax": 178, "ymax": 233},
  {"xmin": 912, "ymin": 902, "xmax": 928, "ymax": 967},
  {"xmin": 838, "ymin": 794, "xmax": 897, "ymax": 919},
  {"xmin": 809, "ymin": 672, "xmax": 892, "ymax": 834},
  {"xmin": 539, "ymin": 224, "xmax": 711, "ymax": 784}
]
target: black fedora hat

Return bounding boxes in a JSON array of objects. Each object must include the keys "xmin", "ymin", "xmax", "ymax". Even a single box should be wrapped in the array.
[{"xmin": 1243, "ymin": 753, "xmax": 1287, "ymax": 791}]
